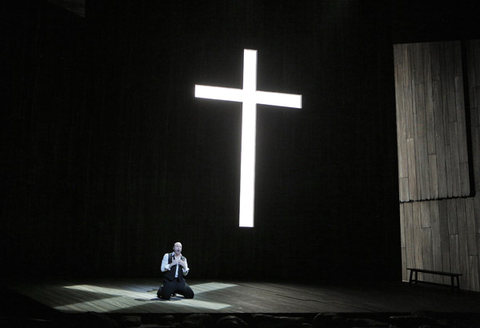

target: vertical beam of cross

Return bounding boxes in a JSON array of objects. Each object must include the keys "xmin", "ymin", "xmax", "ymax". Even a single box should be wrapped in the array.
[{"xmin": 195, "ymin": 49, "xmax": 302, "ymax": 227}]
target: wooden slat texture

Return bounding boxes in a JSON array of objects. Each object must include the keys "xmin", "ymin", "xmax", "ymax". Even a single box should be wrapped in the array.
[
  {"xmin": 433, "ymin": 79, "xmax": 448, "ymax": 197},
  {"xmin": 420, "ymin": 201, "xmax": 431, "ymax": 228},
  {"xmin": 474, "ymin": 127, "xmax": 480, "ymax": 192},
  {"xmin": 469, "ymin": 256, "xmax": 480, "ymax": 291},
  {"xmin": 401, "ymin": 246, "xmax": 407, "ymax": 282},
  {"xmin": 403, "ymin": 203, "xmax": 417, "ymax": 276},
  {"xmin": 407, "ymin": 138, "xmax": 417, "ymax": 200},
  {"xmin": 449, "ymin": 234, "xmax": 461, "ymax": 276},
  {"xmin": 412, "ymin": 203, "xmax": 424, "ymax": 279},
  {"xmin": 394, "ymin": 41, "xmax": 470, "ymax": 201},
  {"xmin": 445, "ymin": 145, "xmax": 454, "ymax": 197},
  {"xmin": 429, "ymin": 154, "xmax": 439, "ymax": 198},
  {"xmin": 430, "ymin": 201, "xmax": 443, "ymax": 284},
  {"xmin": 399, "ymin": 204, "xmax": 406, "ymax": 248},
  {"xmin": 399, "ymin": 177, "xmax": 409, "ymax": 202},
  {"xmin": 395, "ymin": 40, "xmax": 480, "ymax": 292},
  {"xmin": 421, "ymin": 227, "xmax": 433, "ymax": 283},
  {"xmin": 475, "ymin": 196, "xmax": 480, "ymax": 234},
  {"xmin": 7, "ymin": 278, "xmax": 480, "ymax": 314},
  {"xmin": 457, "ymin": 199, "xmax": 470, "ymax": 285},
  {"xmin": 438, "ymin": 200, "xmax": 451, "ymax": 285},
  {"xmin": 447, "ymin": 199, "xmax": 458, "ymax": 235},
  {"xmin": 466, "ymin": 198, "xmax": 477, "ymax": 256},
  {"xmin": 424, "ymin": 44, "xmax": 436, "ymax": 155},
  {"xmin": 395, "ymin": 63, "xmax": 408, "ymax": 180},
  {"xmin": 399, "ymin": 204, "xmax": 407, "ymax": 281}
]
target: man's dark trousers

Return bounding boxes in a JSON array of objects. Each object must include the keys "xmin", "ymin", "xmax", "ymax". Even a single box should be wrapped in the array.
[{"xmin": 158, "ymin": 278, "xmax": 194, "ymax": 300}]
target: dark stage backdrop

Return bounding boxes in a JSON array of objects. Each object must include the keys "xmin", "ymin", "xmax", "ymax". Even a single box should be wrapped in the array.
[{"xmin": 2, "ymin": 0, "xmax": 400, "ymax": 281}]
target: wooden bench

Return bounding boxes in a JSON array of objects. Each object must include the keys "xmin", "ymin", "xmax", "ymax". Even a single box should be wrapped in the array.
[{"xmin": 407, "ymin": 268, "xmax": 462, "ymax": 290}]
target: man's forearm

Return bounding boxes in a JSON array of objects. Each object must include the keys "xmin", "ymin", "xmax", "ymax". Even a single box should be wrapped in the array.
[{"xmin": 162, "ymin": 263, "xmax": 170, "ymax": 272}]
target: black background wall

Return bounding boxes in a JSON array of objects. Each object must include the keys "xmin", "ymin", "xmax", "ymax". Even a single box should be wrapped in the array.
[{"xmin": 2, "ymin": 0, "xmax": 404, "ymax": 281}]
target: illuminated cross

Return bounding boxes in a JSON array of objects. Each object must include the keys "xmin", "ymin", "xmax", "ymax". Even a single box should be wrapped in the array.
[{"xmin": 195, "ymin": 49, "xmax": 302, "ymax": 227}]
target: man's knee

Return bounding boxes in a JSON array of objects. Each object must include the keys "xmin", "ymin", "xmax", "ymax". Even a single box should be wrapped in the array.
[
  {"xmin": 161, "ymin": 289, "xmax": 172, "ymax": 299},
  {"xmin": 157, "ymin": 286, "xmax": 163, "ymax": 299},
  {"xmin": 159, "ymin": 285, "xmax": 173, "ymax": 300},
  {"xmin": 184, "ymin": 288, "xmax": 194, "ymax": 299}
]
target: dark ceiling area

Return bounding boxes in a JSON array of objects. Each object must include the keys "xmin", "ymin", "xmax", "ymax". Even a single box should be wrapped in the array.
[
  {"xmin": 41, "ymin": 0, "xmax": 480, "ymax": 43},
  {"xmin": 391, "ymin": 1, "xmax": 480, "ymax": 44}
]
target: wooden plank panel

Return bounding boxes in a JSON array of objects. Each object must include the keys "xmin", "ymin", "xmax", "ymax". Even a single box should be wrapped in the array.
[
  {"xmin": 457, "ymin": 199, "xmax": 470, "ymax": 283},
  {"xmin": 449, "ymin": 234, "xmax": 461, "ymax": 275},
  {"xmin": 430, "ymin": 201, "xmax": 443, "ymax": 283},
  {"xmin": 472, "ymin": 92, "xmax": 480, "ymax": 127},
  {"xmin": 473, "ymin": 127, "xmax": 480, "ymax": 192},
  {"xmin": 444, "ymin": 42, "xmax": 457, "ymax": 124},
  {"xmin": 469, "ymin": 256, "xmax": 480, "ymax": 292},
  {"xmin": 395, "ymin": 62, "xmax": 408, "ymax": 180},
  {"xmin": 478, "ymin": 235, "xmax": 480, "ymax": 289},
  {"xmin": 412, "ymin": 202, "xmax": 424, "ymax": 273},
  {"xmin": 430, "ymin": 41, "xmax": 442, "ymax": 82},
  {"xmin": 455, "ymin": 75, "xmax": 469, "ymax": 164},
  {"xmin": 399, "ymin": 177, "xmax": 409, "ymax": 202},
  {"xmin": 425, "ymin": 44, "xmax": 436, "ymax": 155},
  {"xmin": 431, "ymin": 42, "xmax": 445, "ymax": 197},
  {"xmin": 433, "ymin": 79, "xmax": 448, "ymax": 198},
  {"xmin": 420, "ymin": 202, "xmax": 433, "ymax": 281},
  {"xmin": 470, "ymin": 86, "xmax": 480, "ymax": 126},
  {"xmin": 449, "ymin": 122, "xmax": 461, "ymax": 196},
  {"xmin": 394, "ymin": 39, "xmax": 480, "ymax": 290},
  {"xmin": 414, "ymin": 82, "xmax": 430, "ymax": 200},
  {"xmin": 445, "ymin": 145, "xmax": 453, "ymax": 197},
  {"xmin": 404, "ymin": 45, "xmax": 415, "ymax": 139},
  {"xmin": 429, "ymin": 154, "xmax": 439, "ymax": 199},
  {"xmin": 421, "ymin": 227, "xmax": 433, "ymax": 282},
  {"xmin": 475, "ymin": 41, "xmax": 480, "ymax": 88},
  {"xmin": 475, "ymin": 42, "xmax": 480, "ymax": 94},
  {"xmin": 412, "ymin": 43, "xmax": 424, "ymax": 85},
  {"xmin": 447, "ymin": 199, "xmax": 458, "ymax": 234},
  {"xmin": 404, "ymin": 203, "xmax": 417, "ymax": 271},
  {"xmin": 460, "ymin": 162, "xmax": 471, "ymax": 196},
  {"xmin": 420, "ymin": 201, "xmax": 431, "ymax": 228},
  {"xmin": 399, "ymin": 204, "xmax": 406, "ymax": 248},
  {"xmin": 466, "ymin": 198, "xmax": 477, "ymax": 256},
  {"xmin": 401, "ymin": 246, "xmax": 407, "ymax": 282},
  {"xmin": 438, "ymin": 200, "xmax": 451, "ymax": 284},
  {"xmin": 407, "ymin": 138, "xmax": 418, "ymax": 200},
  {"xmin": 440, "ymin": 47, "xmax": 451, "ymax": 147},
  {"xmin": 475, "ymin": 195, "xmax": 480, "ymax": 234}
]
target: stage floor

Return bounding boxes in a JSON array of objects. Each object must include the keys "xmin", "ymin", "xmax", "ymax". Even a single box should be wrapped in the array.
[{"xmin": 5, "ymin": 278, "xmax": 480, "ymax": 315}]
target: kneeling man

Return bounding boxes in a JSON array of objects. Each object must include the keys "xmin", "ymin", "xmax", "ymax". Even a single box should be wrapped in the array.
[{"xmin": 157, "ymin": 242, "xmax": 194, "ymax": 300}]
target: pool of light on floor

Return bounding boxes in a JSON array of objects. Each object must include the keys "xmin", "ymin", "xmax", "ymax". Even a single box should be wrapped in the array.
[{"xmin": 54, "ymin": 282, "xmax": 237, "ymax": 312}]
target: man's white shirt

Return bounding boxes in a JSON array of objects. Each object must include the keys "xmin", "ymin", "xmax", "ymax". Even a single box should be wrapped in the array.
[{"xmin": 161, "ymin": 253, "xmax": 190, "ymax": 277}]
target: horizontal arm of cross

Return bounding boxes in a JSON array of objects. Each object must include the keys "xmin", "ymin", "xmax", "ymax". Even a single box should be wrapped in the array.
[
  {"xmin": 255, "ymin": 91, "xmax": 302, "ymax": 109},
  {"xmin": 195, "ymin": 85, "xmax": 302, "ymax": 109},
  {"xmin": 195, "ymin": 85, "xmax": 244, "ymax": 103}
]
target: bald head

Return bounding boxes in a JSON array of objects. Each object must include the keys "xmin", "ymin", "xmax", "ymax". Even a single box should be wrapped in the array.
[{"xmin": 173, "ymin": 242, "xmax": 182, "ymax": 255}]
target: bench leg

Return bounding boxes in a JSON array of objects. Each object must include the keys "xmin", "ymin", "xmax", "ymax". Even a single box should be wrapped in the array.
[
  {"xmin": 414, "ymin": 271, "xmax": 418, "ymax": 284},
  {"xmin": 409, "ymin": 270, "xmax": 413, "ymax": 284},
  {"xmin": 456, "ymin": 276, "xmax": 460, "ymax": 290}
]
